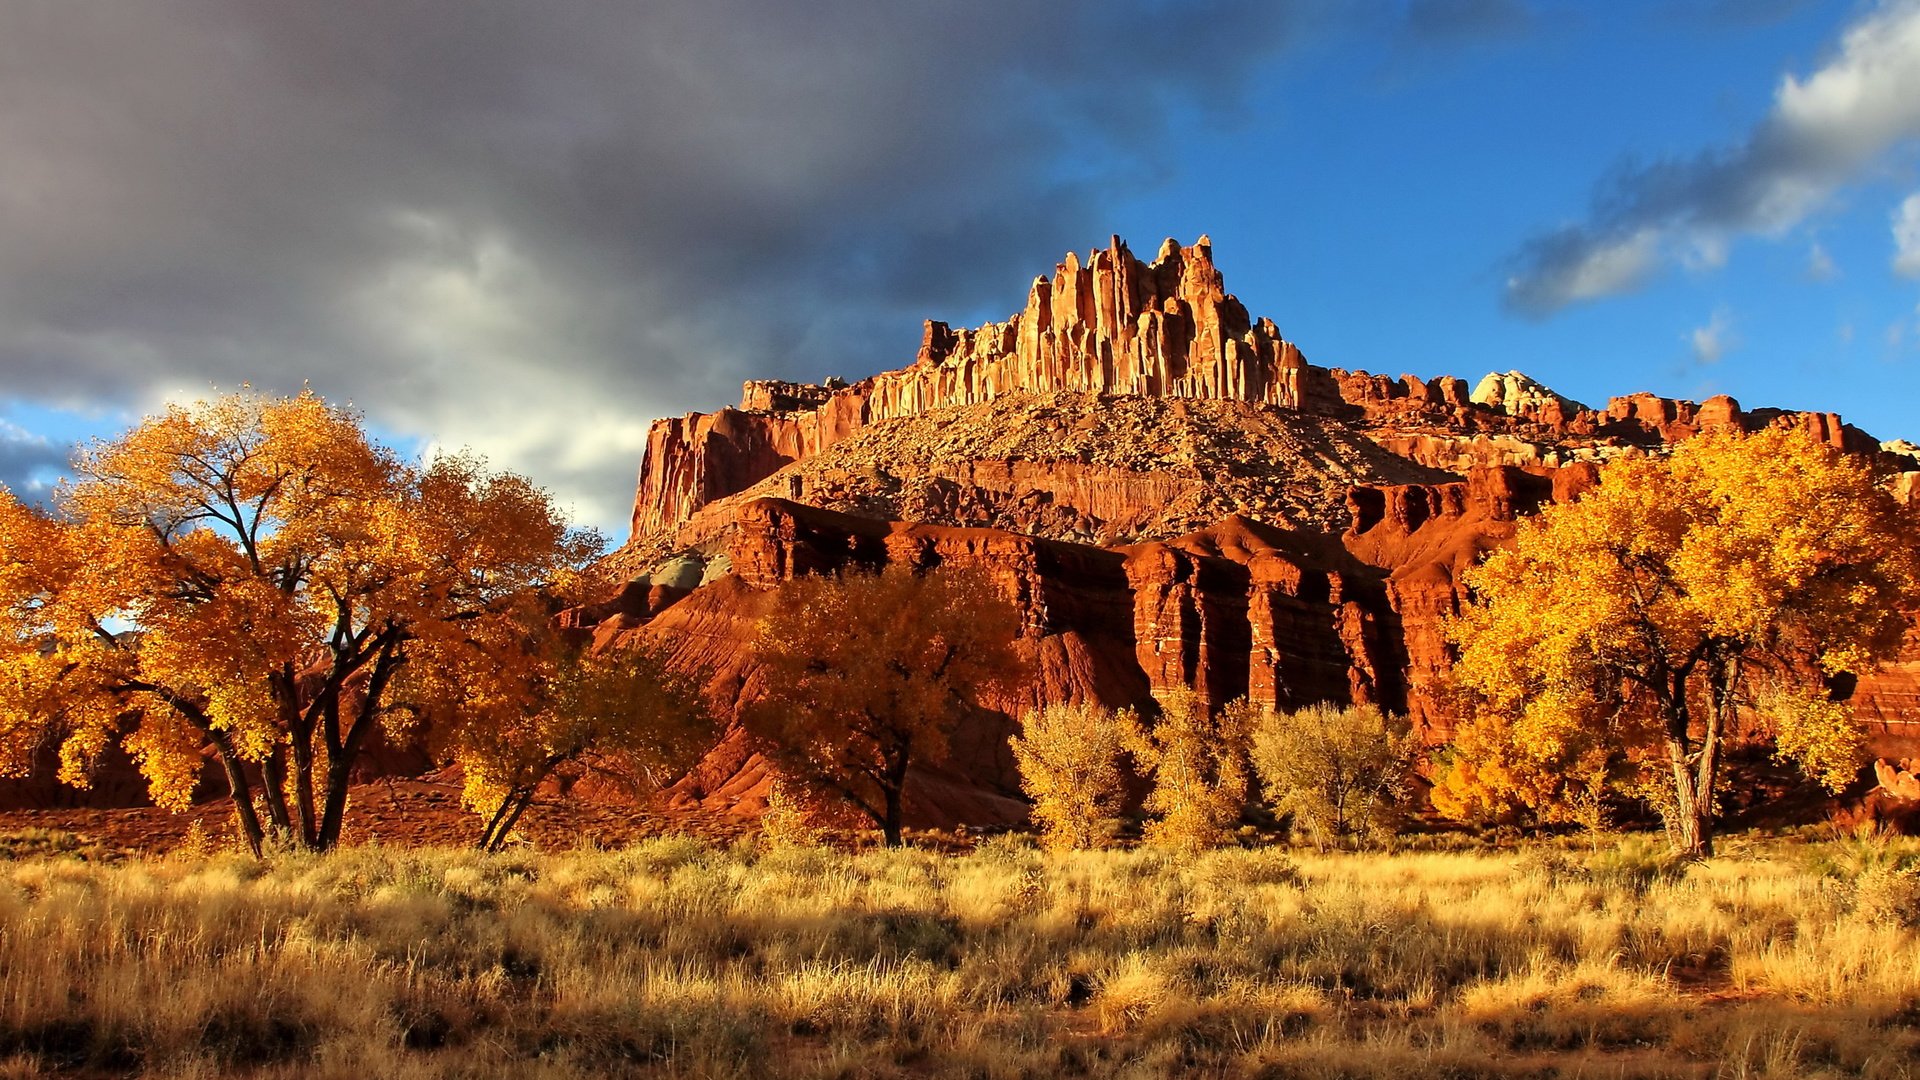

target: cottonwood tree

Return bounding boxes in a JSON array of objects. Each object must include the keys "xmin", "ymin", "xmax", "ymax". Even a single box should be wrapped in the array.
[
  {"xmin": 0, "ymin": 391, "xmax": 600, "ymax": 854},
  {"xmin": 1248, "ymin": 701, "xmax": 1415, "ymax": 850},
  {"xmin": 743, "ymin": 563, "xmax": 1029, "ymax": 847},
  {"xmin": 1123, "ymin": 688, "xmax": 1251, "ymax": 852},
  {"xmin": 1010, "ymin": 701, "xmax": 1138, "ymax": 849},
  {"xmin": 423, "ymin": 629, "xmax": 714, "ymax": 853},
  {"xmin": 1443, "ymin": 428, "xmax": 1918, "ymax": 856}
]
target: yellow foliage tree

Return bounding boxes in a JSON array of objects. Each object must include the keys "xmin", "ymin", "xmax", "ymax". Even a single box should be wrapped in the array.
[
  {"xmin": 743, "ymin": 563, "xmax": 1030, "ymax": 847},
  {"xmin": 1009, "ymin": 701, "xmax": 1138, "ymax": 849},
  {"xmin": 0, "ymin": 391, "xmax": 600, "ymax": 854},
  {"xmin": 1444, "ymin": 428, "xmax": 1919, "ymax": 855},
  {"xmin": 1122, "ymin": 688, "xmax": 1251, "ymax": 852},
  {"xmin": 1248, "ymin": 701, "xmax": 1416, "ymax": 850},
  {"xmin": 423, "ymin": 627, "xmax": 715, "ymax": 853}
]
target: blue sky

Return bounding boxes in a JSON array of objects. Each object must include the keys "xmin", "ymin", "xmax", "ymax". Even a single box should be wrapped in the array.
[
  {"xmin": 2, "ymin": 1, "xmax": 1918, "ymax": 538},
  {"xmin": 1094, "ymin": 1, "xmax": 1920, "ymax": 430}
]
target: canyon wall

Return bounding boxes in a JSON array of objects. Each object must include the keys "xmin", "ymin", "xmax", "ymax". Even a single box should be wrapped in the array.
[{"xmin": 617, "ymin": 465, "xmax": 1570, "ymax": 818}]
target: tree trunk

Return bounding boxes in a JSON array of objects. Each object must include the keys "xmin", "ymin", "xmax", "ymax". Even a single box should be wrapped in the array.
[
  {"xmin": 878, "ymin": 736, "xmax": 912, "ymax": 848},
  {"xmin": 480, "ymin": 789, "xmax": 537, "ymax": 853},
  {"xmin": 260, "ymin": 750, "xmax": 293, "ymax": 838},
  {"xmin": 880, "ymin": 789, "xmax": 904, "ymax": 848},
  {"xmin": 478, "ymin": 795, "xmax": 517, "ymax": 853},
  {"xmin": 291, "ymin": 729, "xmax": 318, "ymax": 847},
  {"xmin": 314, "ymin": 758, "xmax": 354, "ymax": 851},
  {"xmin": 210, "ymin": 732, "xmax": 265, "ymax": 858},
  {"xmin": 1664, "ymin": 734, "xmax": 1712, "ymax": 857},
  {"xmin": 263, "ymin": 670, "xmax": 300, "ymax": 840}
]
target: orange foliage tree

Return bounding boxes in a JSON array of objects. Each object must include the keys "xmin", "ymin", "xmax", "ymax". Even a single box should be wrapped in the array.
[
  {"xmin": 0, "ymin": 391, "xmax": 600, "ymax": 853},
  {"xmin": 1441, "ymin": 428, "xmax": 1919, "ymax": 855},
  {"xmin": 743, "ymin": 563, "xmax": 1029, "ymax": 847},
  {"xmin": 417, "ymin": 624, "xmax": 715, "ymax": 853}
]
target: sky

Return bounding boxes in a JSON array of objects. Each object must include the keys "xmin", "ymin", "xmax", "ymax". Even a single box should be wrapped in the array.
[{"xmin": 3, "ymin": 0, "xmax": 1920, "ymax": 541}]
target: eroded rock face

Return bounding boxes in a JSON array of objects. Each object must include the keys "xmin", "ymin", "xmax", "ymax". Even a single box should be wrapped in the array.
[
  {"xmin": 616, "ymin": 391, "xmax": 1463, "ymax": 571},
  {"xmin": 603, "ymin": 234, "xmax": 1920, "ymax": 826},
  {"xmin": 615, "ymin": 466, "xmax": 1565, "ymax": 818},
  {"xmin": 631, "ymin": 236, "xmax": 1893, "ymax": 546},
  {"xmin": 632, "ymin": 236, "xmax": 1317, "ymax": 538}
]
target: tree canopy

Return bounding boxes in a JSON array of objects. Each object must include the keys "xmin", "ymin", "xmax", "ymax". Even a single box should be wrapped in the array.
[
  {"xmin": 1123, "ymin": 689, "xmax": 1251, "ymax": 852},
  {"xmin": 1439, "ymin": 428, "xmax": 1919, "ymax": 854},
  {"xmin": 1248, "ymin": 701, "xmax": 1415, "ymax": 850},
  {"xmin": 427, "ymin": 628, "xmax": 714, "ymax": 852},
  {"xmin": 1010, "ymin": 701, "xmax": 1137, "ymax": 850},
  {"xmin": 743, "ymin": 562, "xmax": 1029, "ymax": 847},
  {"xmin": 0, "ymin": 390, "xmax": 601, "ymax": 853}
]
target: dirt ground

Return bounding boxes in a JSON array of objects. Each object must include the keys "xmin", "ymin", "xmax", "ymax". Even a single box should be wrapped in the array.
[{"xmin": 0, "ymin": 776, "xmax": 767, "ymax": 857}]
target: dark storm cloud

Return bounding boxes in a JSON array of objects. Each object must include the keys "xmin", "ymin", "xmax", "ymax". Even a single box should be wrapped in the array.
[
  {"xmin": 0, "ymin": 0, "xmax": 1314, "ymax": 529},
  {"xmin": 1503, "ymin": 0, "xmax": 1920, "ymax": 317}
]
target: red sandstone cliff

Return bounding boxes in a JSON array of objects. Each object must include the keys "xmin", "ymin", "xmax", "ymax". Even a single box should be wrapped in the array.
[
  {"xmin": 599, "ymin": 234, "xmax": 1919, "ymax": 825},
  {"xmin": 628, "ymin": 237, "xmax": 1890, "ymax": 548}
]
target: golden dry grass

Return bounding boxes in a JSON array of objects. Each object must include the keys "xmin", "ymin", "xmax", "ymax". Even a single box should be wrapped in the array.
[{"xmin": 0, "ymin": 832, "xmax": 1917, "ymax": 1078}]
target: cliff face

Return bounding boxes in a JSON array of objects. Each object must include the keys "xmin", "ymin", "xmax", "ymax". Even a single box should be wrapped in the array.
[
  {"xmin": 631, "ymin": 236, "xmax": 1886, "ymax": 543},
  {"xmin": 598, "ymin": 233, "xmax": 1920, "ymax": 826},
  {"xmin": 607, "ymin": 465, "xmax": 1571, "ymax": 819},
  {"xmin": 632, "ymin": 236, "xmax": 1317, "ymax": 539}
]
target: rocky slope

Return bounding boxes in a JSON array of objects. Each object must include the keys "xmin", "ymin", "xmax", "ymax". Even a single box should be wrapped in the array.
[{"xmin": 614, "ymin": 390, "xmax": 1460, "ymax": 569}]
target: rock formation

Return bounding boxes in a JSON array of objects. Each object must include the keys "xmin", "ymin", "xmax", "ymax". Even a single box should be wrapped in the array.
[
  {"xmin": 596, "ymin": 234, "xmax": 1920, "ymax": 824},
  {"xmin": 632, "ymin": 236, "xmax": 1888, "ymax": 543}
]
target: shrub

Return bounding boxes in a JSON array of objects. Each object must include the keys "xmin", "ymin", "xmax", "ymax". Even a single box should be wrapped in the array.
[
  {"xmin": 1010, "ymin": 702, "xmax": 1137, "ymax": 850},
  {"xmin": 1122, "ymin": 690, "xmax": 1251, "ymax": 852},
  {"xmin": 1248, "ymin": 701, "xmax": 1415, "ymax": 850},
  {"xmin": 760, "ymin": 776, "xmax": 823, "ymax": 847}
]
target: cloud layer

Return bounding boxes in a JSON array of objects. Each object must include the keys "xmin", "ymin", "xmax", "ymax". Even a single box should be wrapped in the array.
[
  {"xmin": 1504, "ymin": 0, "xmax": 1920, "ymax": 316},
  {"xmin": 0, "ymin": 1, "xmax": 1313, "ymax": 530}
]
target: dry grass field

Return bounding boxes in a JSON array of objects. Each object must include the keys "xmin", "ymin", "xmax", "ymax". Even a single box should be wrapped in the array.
[{"xmin": 0, "ymin": 830, "xmax": 1917, "ymax": 1079}]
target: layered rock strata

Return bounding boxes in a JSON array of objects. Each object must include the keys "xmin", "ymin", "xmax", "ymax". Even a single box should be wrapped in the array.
[
  {"xmin": 631, "ymin": 237, "xmax": 1888, "ymax": 543},
  {"xmin": 602, "ymin": 235, "xmax": 1918, "ymax": 826},
  {"xmin": 609, "ymin": 465, "xmax": 1565, "ymax": 818}
]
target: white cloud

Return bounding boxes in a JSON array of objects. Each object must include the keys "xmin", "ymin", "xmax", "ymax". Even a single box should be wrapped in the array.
[
  {"xmin": 1505, "ymin": 229, "xmax": 1660, "ymax": 314},
  {"xmin": 1895, "ymin": 192, "xmax": 1920, "ymax": 277},
  {"xmin": 1687, "ymin": 308, "xmax": 1736, "ymax": 364},
  {"xmin": 1506, "ymin": 0, "xmax": 1920, "ymax": 314},
  {"xmin": 0, "ymin": 419, "xmax": 69, "ymax": 498},
  {"xmin": 1807, "ymin": 240, "xmax": 1840, "ymax": 280},
  {"xmin": 1682, "ymin": 233, "xmax": 1730, "ymax": 271}
]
